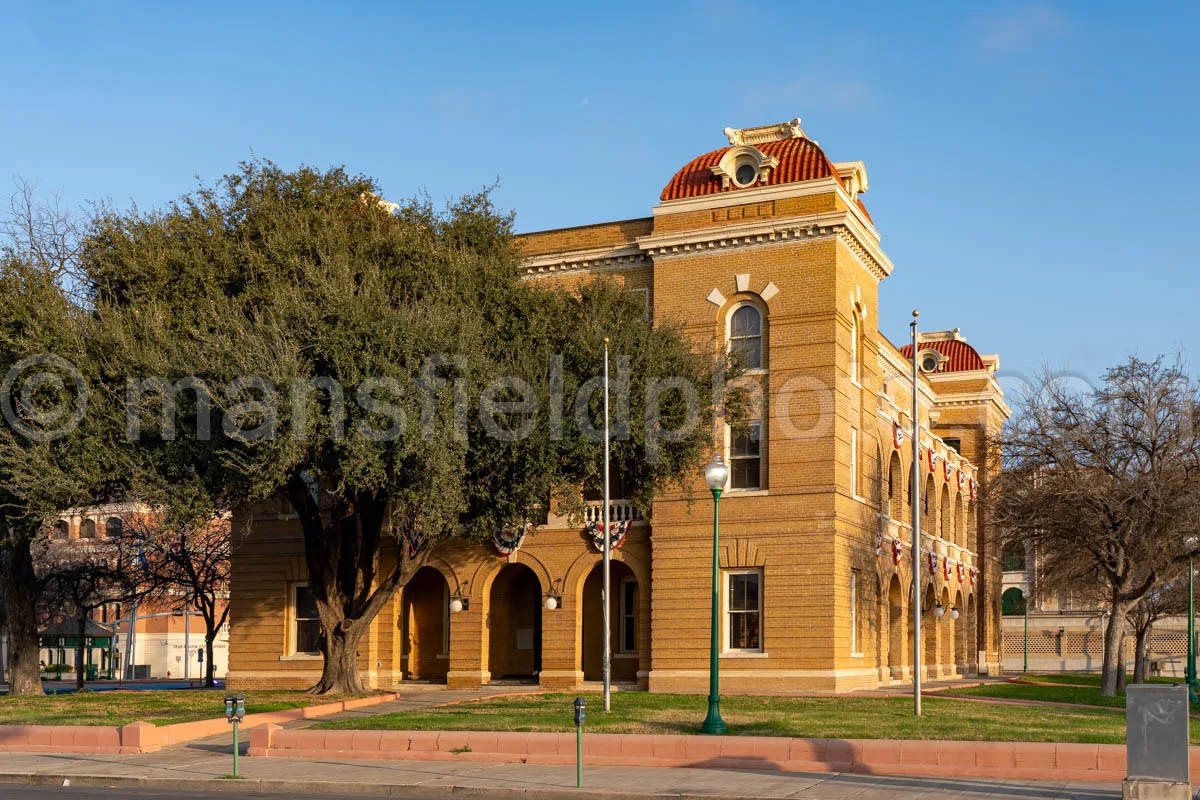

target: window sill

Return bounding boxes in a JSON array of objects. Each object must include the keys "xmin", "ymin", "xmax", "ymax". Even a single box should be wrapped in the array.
[
  {"xmin": 278, "ymin": 654, "xmax": 322, "ymax": 662},
  {"xmin": 721, "ymin": 651, "xmax": 768, "ymax": 659},
  {"xmin": 851, "ymin": 652, "xmax": 865, "ymax": 659},
  {"xmin": 741, "ymin": 368, "xmax": 769, "ymax": 377},
  {"xmin": 725, "ymin": 489, "xmax": 768, "ymax": 497},
  {"xmin": 614, "ymin": 653, "xmax": 639, "ymax": 660}
]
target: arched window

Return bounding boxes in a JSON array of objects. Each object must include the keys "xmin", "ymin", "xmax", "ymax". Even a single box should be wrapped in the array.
[
  {"xmin": 53, "ymin": 520, "xmax": 69, "ymax": 540},
  {"xmin": 888, "ymin": 452, "xmax": 904, "ymax": 519},
  {"xmin": 1002, "ymin": 587, "xmax": 1026, "ymax": 616},
  {"xmin": 105, "ymin": 517, "xmax": 123, "ymax": 538},
  {"xmin": 728, "ymin": 304, "xmax": 763, "ymax": 370},
  {"xmin": 849, "ymin": 314, "xmax": 859, "ymax": 383},
  {"xmin": 79, "ymin": 519, "xmax": 97, "ymax": 539},
  {"xmin": 1001, "ymin": 544, "xmax": 1027, "ymax": 572}
]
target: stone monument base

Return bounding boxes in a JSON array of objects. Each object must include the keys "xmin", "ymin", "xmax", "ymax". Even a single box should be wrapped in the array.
[{"xmin": 1122, "ymin": 778, "xmax": 1192, "ymax": 800}]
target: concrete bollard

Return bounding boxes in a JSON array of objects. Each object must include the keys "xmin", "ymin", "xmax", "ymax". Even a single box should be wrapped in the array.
[{"xmin": 1123, "ymin": 684, "xmax": 1190, "ymax": 800}]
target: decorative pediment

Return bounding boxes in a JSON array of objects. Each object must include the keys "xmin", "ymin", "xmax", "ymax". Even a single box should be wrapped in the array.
[{"xmin": 709, "ymin": 146, "xmax": 780, "ymax": 189}]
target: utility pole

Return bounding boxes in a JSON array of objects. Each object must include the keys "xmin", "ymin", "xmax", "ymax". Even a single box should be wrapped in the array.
[{"xmin": 911, "ymin": 310, "xmax": 922, "ymax": 716}]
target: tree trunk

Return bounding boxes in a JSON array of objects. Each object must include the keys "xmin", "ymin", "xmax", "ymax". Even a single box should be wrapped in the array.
[
  {"xmin": 309, "ymin": 623, "xmax": 370, "ymax": 695},
  {"xmin": 75, "ymin": 613, "xmax": 86, "ymax": 692},
  {"xmin": 205, "ymin": 636, "xmax": 216, "ymax": 688},
  {"xmin": 1, "ymin": 540, "xmax": 44, "ymax": 696},
  {"xmin": 1100, "ymin": 600, "xmax": 1127, "ymax": 696},
  {"xmin": 1116, "ymin": 637, "xmax": 1128, "ymax": 693},
  {"xmin": 1133, "ymin": 624, "xmax": 1152, "ymax": 685},
  {"xmin": 287, "ymin": 482, "xmax": 427, "ymax": 696}
]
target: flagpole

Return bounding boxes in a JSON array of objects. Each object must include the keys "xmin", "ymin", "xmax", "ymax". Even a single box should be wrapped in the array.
[
  {"xmin": 911, "ymin": 310, "xmax": 922, "ymax": 717},
  {"xmin": 602, "ymin": 337, "xmax": 612, "ymax": 712}
]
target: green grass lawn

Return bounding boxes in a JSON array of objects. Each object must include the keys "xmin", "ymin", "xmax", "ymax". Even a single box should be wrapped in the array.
[
  {"xmin": 1019, "ymin": 673, "xmax": 1178, "ymax": 688},
  {"xmin": 0, "ymin": 689, "xmax": 365, "ymax": 727},
  {"xmin": 315, "ymin": 692, "xmax": 1183, "ymax": 745}
]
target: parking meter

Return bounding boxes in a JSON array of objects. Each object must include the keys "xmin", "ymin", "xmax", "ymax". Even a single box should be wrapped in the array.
[
  {"xmin": 573, "ymin": 697, "xmax": 586, "ymax": 726},
  {"xmin": 573, "ymin": 697, "xmax": 586, "ymax": 787},
  {"xmin": 225, "ymin": 692, "xmax": 247, "ymax": 778}
]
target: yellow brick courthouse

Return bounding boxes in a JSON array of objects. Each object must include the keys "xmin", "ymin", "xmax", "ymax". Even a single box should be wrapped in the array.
[{"xmin": 227, "ymin": 119, "xmax": 1010, "ymax": 692}]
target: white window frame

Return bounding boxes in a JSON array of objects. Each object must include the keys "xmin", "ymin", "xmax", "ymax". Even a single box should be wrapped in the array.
[
  {"xmin": 850, "ymin": 570, "xmax": 863, "ymax": 657},
  {"xmin": 722, "ymin": 568, "xmax": 764, "ymax": 654},
  {"xmin": 725, "ymin": 301, "xmax": 765, "ymax": 373},
  {"xmin": 849, "ymin": 313, "xmax": 860, "ymax": 386},
  {"xmin": 727, "ymin": 420, "xmax": 763, "ymax": 492},
  {"xmin": 618, "ymin": 576, "xmax": 638, "ymax": 655},
  {"xmin": 291, "ymin": 583, "xmax": 321, "ymax": 657}
]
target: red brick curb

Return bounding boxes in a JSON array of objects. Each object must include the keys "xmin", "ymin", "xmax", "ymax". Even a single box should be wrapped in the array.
[
  {"xmin": 247, "ymin": 725, "xmax": 1200, "ymax": 784},
  {"xmin": 0, "ymin": 692, "xmax": 399, "ymax": 755}
]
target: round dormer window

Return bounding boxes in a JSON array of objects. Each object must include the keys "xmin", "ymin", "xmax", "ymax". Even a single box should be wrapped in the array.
[{"xmin": 734, "ymin": 162, "xmax": 758, "ymax": 187}]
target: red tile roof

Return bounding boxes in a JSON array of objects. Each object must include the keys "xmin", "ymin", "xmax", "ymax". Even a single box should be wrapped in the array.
[
  {"xmin": 662, "ymin": 137, "xmax": 841, "ymax": 201},
  {"xmin": 899, "ymin": 340, "xmax": 986, "ymax": 372}
]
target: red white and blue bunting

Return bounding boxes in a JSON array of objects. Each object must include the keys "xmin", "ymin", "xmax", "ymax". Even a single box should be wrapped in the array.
[
  {"xmin": 942, "ymin": 555, "xmax": 951, "ymax": 580},
  {"xmin": 405, "ymin": 528, "xmax": 428, "ymax": 560},
  {"xmin": 957, "ymin": 469, "xmax": 966, "ymax": 491},
  {"xmin": 876, "ymin": 530, "xmax": 884, "ymax": 557},
  {"xmin": 956, "ymin": 561, "xmax": 966, "ymax": 583},
  {"xmin": 943, "ymin": 458, "xmax": 953, "ymax": 482},
  {"xmin": 969, "ymin": 478, "xmax": 978, "ymax": 500},
  {"xmin": 585, "ymin": 520, "xmax": 631, "ymax": 552},
  {"xmin": 927, "ymin": 551, "xmax": 938, "ymax": 574},
  {"xmin": 892, "ymin": 537, "xmax": 904, "ymax": 565},
  {"xmin": 491, "ymin": 523, "xmax": 532, "ymax": 556},
  {"xmin": 927, "ymin": 448, "xmax": 938, "ymax": 473},
  {"xmin": 968, "ymin": 566, "xmax": 977, "ymax": 587},
  {"xmin": 893, "ymin": 421, "xmax": 904, "ymax": 449}
]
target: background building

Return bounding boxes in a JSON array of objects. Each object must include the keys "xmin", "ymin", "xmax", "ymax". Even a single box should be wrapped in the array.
[{"xmin": 228, "ymin": 118, "xmax": 1009, "ymax": 692}]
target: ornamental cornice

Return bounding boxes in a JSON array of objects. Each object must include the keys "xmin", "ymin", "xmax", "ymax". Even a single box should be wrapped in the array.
[
  {"xmin": 522, "ymin": 245, "xmax": 652, "ymax": 279},
  {"xmin": 635, "ymin": 210, "xmax": 892, "ymax": 279}
]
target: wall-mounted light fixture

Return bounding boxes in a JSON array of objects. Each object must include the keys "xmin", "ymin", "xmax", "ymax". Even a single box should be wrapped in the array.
[
  {"xmin": 449, "ymin": 582, "xmax": 470, "ymax": 613},
  {"xmin": 544, "ymin": 578, "xmax": 564, "ymax": 611}
]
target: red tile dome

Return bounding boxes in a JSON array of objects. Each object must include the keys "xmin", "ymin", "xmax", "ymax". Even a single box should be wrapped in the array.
[
  {"xmin": 661, "ymin": 137, "xmax": 842, "ymax": 201},
  {"xmin": 900, "ymin": 339, "xmax": 986, "ymax": 373}
]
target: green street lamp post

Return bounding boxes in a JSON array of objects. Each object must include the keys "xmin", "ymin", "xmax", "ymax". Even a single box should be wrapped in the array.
[
  {"xmin": 1188, "ymin": 537, "xmax": 1198, "ymax": 703},
  {"xmin": 701, "ymin": 453, "xmax": 729, "ymax": 735}
]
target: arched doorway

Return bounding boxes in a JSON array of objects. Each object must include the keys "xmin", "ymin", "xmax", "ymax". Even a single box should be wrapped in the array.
[
  {"xmin": 401, "ymin": 567, "xmax": 450, "ymax": 682},
  {"xmin": 939, "ymin": 586, "xmax": 954, "ymax": 675},
  {"xmin": 887, "ymin": 575, "xmax": 903, "ymax": 679},
  {"xmin": 582, "ymin": 561, "xmax": 638, "ymax": 683},
  {"xmin": 965, "ymin": 594, "xmax": 978, "ymax": 674},
  {"xmin": 953, "ymin": 589, "xmax": 966, "ymax": 672},
  {"xmin": 922, "ymin": 583, "xmax": 936, "ymax": 678},
  {"xmin": 488, "ymin": 563, "xmax": 542, "ymax": 681},
  {"xmin": 1002, "ymin": 587, "xmax": 1026, "ymax": 616}
]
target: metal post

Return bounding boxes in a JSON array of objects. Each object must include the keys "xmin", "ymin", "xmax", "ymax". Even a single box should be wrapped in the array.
[
  {"xmin": 184, "ymin": 597, "xmax": 191, "ymax": 682},
  {"xmin": 573, "ymin": 697, "xmax": 586, "ymax": 787},
  {"xmin": 1189, "ymin": 557, "xmax": 1197, "ymax": 702},
  {"xmin": 602, "ymin": 338, "xmax": 612, "ymax": 713},
  {"xmin": 576, "ymin": 721, "xmax": 583, "ymax": 787},
  {"xmin": 125, "ymin": 599, "xmax": 138, "ymax": 681},
  {"xmin": 910, "ymin": 310, "xmax": 922, "ymax": 716},
  {"xmin": 232, "ymin": 719, "xmax": 240, "ymax": 778},
  {"xmin": 1023, "ymin": 594, "xmax": 1029, "ymax": 674},
  {"xmin": 701, "ymin": 487, "xmax": 726, "ymax": 734}
]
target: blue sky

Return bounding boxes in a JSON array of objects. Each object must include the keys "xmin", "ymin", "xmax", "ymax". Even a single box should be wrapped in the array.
[{"xmin": 3, "ymin": 0, "xmax": 1196, "ymax": 388}]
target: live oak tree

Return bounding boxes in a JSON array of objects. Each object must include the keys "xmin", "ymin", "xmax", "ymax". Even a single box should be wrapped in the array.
[
  {"xmin": 0, "ymin": 187, "xmax": 114, "ymax": 696},
  {"xmin": 993, "ymin": 357, "xmax": 1200, "ymax": 696},
  {"xmin": 84, "ymin": 162, "xmax": 723, "ymax": 694}
]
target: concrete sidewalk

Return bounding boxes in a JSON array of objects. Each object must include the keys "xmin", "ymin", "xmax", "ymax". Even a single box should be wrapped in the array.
[{"xmin": 0, "ymin": 749, "xmax": 1126, "ymax": 799}]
